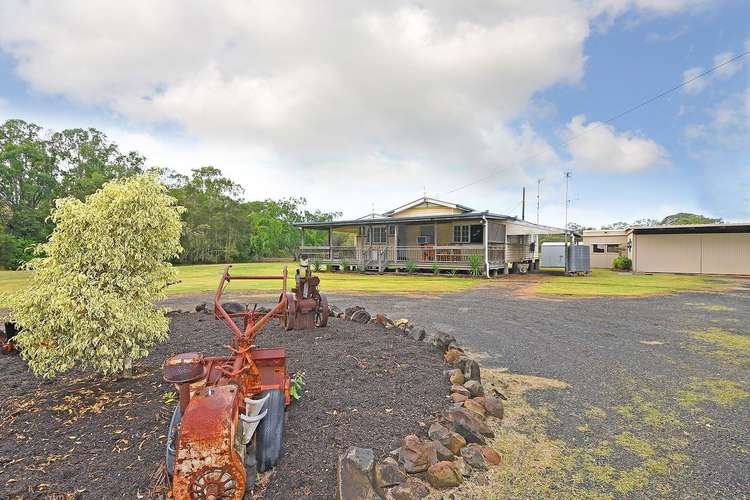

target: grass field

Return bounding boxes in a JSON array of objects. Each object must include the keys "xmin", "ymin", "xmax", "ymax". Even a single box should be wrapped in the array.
[
  {"xmin": 534, "ymin": 268, "xmax": 727, "ymax": 297},
  {"xmin": 0, "ymin": 265, "xmax": 734, "ymax": 306},
  {"xmin": 0, "ymin": 262, "xmax": 480, "ymax": 305}
]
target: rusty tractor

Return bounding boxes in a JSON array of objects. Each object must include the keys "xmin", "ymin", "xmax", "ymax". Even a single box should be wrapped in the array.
[{"xmin": 163, "ymin": 265, "xmax": 307, "ymax": 499}]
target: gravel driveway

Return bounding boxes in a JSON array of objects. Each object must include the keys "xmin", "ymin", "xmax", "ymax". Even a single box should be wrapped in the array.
[{"xmin": 165, "ymin": 279, "xmax": 750, "ymax": 498}]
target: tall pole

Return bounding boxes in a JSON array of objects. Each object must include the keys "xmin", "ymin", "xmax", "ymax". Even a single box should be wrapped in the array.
[
  {"xmin": 521, "ymin": 187, "xmax": 526, "ymax": 221},
  {"xmin": 563, "ymin": 171, "xmax": 571, "ymax": 274},
  {"xmin": 536, "ymin": 179, "xmax": 541, "ymax": 224}
]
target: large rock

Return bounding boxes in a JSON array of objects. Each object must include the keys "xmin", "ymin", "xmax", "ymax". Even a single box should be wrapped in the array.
[
  {"xmin": 221, "ymin": 301, "xmax": 246, "ymax": 314},
  {"xmin": 428, "ymin": 423, "xmax": 465, "ymax": 456},
  {"xmin": 429, "ymin": 440, "xmax": 454, "ymax": 461},
  {"xmin": 482, "ymin": 447, "xmax": 502, "ymax": 465},
  {"xmin": 463, "ymin": 380, "xmax": 484, "ymax": 398},
  {"xmin": 430, "ymin": 331, "xmax": 456, "ymax": 352},
  {"xmin": 443, "ymin": 348, "xmax": 463, "ymax": 364},
  {"xmin": 450, "ymin": 384, "xmax": 470, "ymax": 398},
  {"xmin": 484, "ymin": 396, "xmax": 504, "ymax": 419},
  {"xmin": 450, "ymin": 393, "xmax": 468, "ymax": 403},
  {"xmin": 444, "ymin": 407, "xmax": 494, "ymax": 444},
  {"xmin": 337, "ymin": 447, "xmax": 381, "ymax": 500},
  {"xmin": 375, "ymin": 457, "xmax": 406, "ymax": 489},
  {"xmin": 388, "ymin": 478, "xmax": 430, "ymax": 500},
  {"xmin": 345, "ymin": 306, "xmax": 366, "ymax": 320},
  {"xmin": 426, "ymin": 461, "xmax": 463, "ymax": 489},
  {"xmin": 374, "ymin": 313, "xmax": 394, "ymax": 328},
  {"xmin": 461, "ymin": 358, "xmax": 481, "ymax": 382},
  {"xmin": 329, "ymin": 304, "xmax": 344, "ymax": 318},
  {"xmin": 460, "ymin": 444, "xmax": 487, "ymax": 470},
  {"xmin": 449, "ymin": 370, "xmax": 465, "ymax": 386},
  {"xmin": 350, "ymin": 309, "xmax": 372, "ymax": 324},
  {"xmin": 399, "ymin": 435, "xmax": 437, "ymax": 473},
  {"xmin": 463, "ymin": 398, "xmax": 486, "ymax": 418},
  {"xmin": 452, "ymin": 457, "xmax": 472, "ymax": 477},
  {"xmin": 408, "ymin": 326, "xmax": 427, "ymax": 341}
]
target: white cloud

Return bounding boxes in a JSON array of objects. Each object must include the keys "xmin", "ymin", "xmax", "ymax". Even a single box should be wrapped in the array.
[
  {"xmin": 682, "ymin": 66, "xmax": 709, "ymax": 94},
  {"xmin": 564, "ymin": 115, "xmax": 668, "ymax": 172},
  {"xmin": 682, "ymin": 49, "xmax": 745, "ymax": 94},
  {"xmin": 0, "ymin": 0, "xmax": 710, "ymax": 221},
  {"xmin": 713, "ymin": 51, "xmax": 742, "ymax": 79}
]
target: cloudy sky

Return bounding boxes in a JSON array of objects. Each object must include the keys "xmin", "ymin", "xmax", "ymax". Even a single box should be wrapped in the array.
[{"xmin": 0, "ymin": 1, "xmax": 747, "ymax": 228}]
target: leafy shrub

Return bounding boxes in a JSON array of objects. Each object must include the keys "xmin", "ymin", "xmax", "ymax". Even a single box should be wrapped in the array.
[
  {"xmin": 290, "ymin": 371, "xmax": 306, "ymax": 400},
  {"xmin": 468, "ymin": 254, "xmax": 483, "ymax": 277},
  {"xmin": 340, "ymin": 258, "xmax": 349, "ymax": 272},
  {"xmin": 449, "ymin": 269, "xmax": 457, "ymax": 277},
  {"xmin": 405, "ymin": 259, "xmax": 416, "ymax": 274},
  {"xmin": 4, "ymin": 175, "xmax": 183, "ymax": 378},
  {"xmin": 431, "ymin": 263, "xmax": 440, "ymax": 275},
  {"xmin": 312, "ymin": 257, "xmax": 322, "ymax": 272},
  {"xmin": 613, "ymin": 255, "xmax": 632, "ymax": 271}
]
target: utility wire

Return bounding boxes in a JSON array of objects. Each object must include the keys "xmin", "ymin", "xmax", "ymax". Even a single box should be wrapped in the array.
[{"xmin": 446, "ymin": 48, "xmax": 750, "ymax": 195}]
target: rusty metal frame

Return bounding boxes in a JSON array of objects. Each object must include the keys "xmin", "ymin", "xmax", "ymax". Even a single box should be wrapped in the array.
[{"xmin": 169, "ymin": 265, "xmax": 292, "ymax": 500}]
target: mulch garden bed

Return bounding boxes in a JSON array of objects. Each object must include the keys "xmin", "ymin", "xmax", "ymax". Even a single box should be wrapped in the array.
[{"xmin": 0, "ymin": 311, "xmax": 448, "ymax": 499}]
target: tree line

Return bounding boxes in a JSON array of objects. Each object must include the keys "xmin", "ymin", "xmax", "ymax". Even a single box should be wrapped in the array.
[{"xmin": 0, "ymin": 119, "xmax": 338, "ymax": 269}]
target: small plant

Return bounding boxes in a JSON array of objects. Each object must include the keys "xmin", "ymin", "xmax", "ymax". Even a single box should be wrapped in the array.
[
  {"xmin": 340, "ymin": 258, "xmax": 350, "ymax": 272},
  {"xmin": 613, "ymin": 255, "xmax": 632, "ymax": 271},
  {"xmin": 449, "ymin": 269, "xmax": 457, "ymax": 277},
  {"xmin": 290, "ymin": 371, "xmax": 306, "ymax": 400},
  {"xmin": 469, "ymin": 254, "xmax": 483, "ymax": 277},
  {"xmin": 431, "ymin": 263, "xmax": 440, "ymax": 275},
  {"xmin": 405, "ymin": 259, "xmax": 416, "ymax": 274},
  {"xmin": 311, "ymin": 258, "xmax": 322, "ymax": 272},
  {"xmin": 163, "ymin": 390, "xmax": 177, "ymax": 405}
]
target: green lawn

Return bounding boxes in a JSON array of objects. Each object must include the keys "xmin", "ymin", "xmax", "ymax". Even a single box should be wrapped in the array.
[
  {"xmin": 535, "ymin": 268, "xmax": 727, "ymax": 297},
  {"xmin": 0, "ymin": 262, "xmax": 481, "ymax": 305}
]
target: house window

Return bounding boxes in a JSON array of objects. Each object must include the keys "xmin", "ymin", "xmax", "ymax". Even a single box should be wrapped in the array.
[
  {"xmin": 606, "ymin": 244, "xmax": 620, "ymax": 253},
  {"xmin": 370, "ymin": 226, "xmax": 387, "ymax": 244},
  {"xmin": 470, "ymin": 224, "xmax": 484, "ymax": 244},
  {"xmin": 593, "ymin": 244, "xmax": 605, "ymax": 253},
  {"xmin": 453, "ymin": 225, "xmax": 470, "ymax": 243}
]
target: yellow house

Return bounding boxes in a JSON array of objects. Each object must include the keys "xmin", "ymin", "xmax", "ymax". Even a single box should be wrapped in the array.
[{"xmin": 294, "ymin": 197, "xmax": 564, "ymax": 276}]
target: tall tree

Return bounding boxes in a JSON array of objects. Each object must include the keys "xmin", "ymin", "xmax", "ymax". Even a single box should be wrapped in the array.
[
  {"xmin": 48, "ymin": 127, "xmax": 144, "ymax": 199},
  {"xmin": 165, "ymin": 167, "xmax": 252, "ymax": 263},
  {"xmin": 0, "ymin": 120, "xmax": 57, "ymax": 263},
  {"xmin": 660, "ymin": 213, "xmax": 723, "ymax": 225},
  {"xmin": 247, "ymin": 198, "xmax": 340, "ymax": 259}
]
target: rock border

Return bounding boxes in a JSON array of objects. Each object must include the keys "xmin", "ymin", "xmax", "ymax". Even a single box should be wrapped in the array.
[{"xmin": 330, "ymin": 304, "xmax": 505, "ymax": 500}]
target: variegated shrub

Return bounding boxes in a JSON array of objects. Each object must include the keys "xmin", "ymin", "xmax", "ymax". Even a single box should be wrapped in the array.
[{"xmin": 5, "ymin": 174, "xmax": 184, "ymax": 378}]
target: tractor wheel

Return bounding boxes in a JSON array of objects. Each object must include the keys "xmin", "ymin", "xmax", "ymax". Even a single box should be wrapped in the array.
[
  {"xmin": 242, "ymin": 443, "xmax": 257, "ymax": 499},
  {"xmin": 285, "ymin": 296, "xmax": 296, "ymax": 331},
  {"xmin": 165, "ymin": 405, "xmax": 182, "ymax": 485},
  {"xmin": 315, "ymin": 294, "xmax": 329, "ymax": 327},
  {"xmin": 255, "ymin": 390, "xmax": 285, "ymax": 472}
]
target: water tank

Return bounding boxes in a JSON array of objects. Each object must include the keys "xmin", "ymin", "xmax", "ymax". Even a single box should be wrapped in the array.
[
  {"xmin": 541, "ymin": 242, "xmax": 566, "ymax": 267},
  {"xmin": 567, "ymin": 245, "xmax": 591, "ymax": 273}
]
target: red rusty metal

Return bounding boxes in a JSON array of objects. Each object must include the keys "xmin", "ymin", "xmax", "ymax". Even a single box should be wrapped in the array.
[
  {"xmin": 286, "ymin": 259, "xmax": 329, "ymax": 330},
  {"xmin": 166, "ymin": 265, "xmax": 292, "ymax": 499}
]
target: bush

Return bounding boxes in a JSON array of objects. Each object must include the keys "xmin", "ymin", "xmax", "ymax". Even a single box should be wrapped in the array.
[
  {"xmin": 405, "ymin": 259, "xmax": 416, "ymax": 274},
  {"xmin": 612, "ymin": 255, "xmax": 632, "ymax": 271},
  {"xmin": 311, "ymin": 257, "xmax": 322, "ymax": 272},
  {"xmin": 340, "ymin": 258, "xmax": 350, "ymax": 272},
  {"xmin": 431, "ymin": 263, "xmax": 440, "ymax": 275},
  {"xmin": 3, "ymin": 175, "xmax": 183, "ymax": 378},
  {"xmin": 468, "ymin": 254, "xmax": 483, "ymax": 277}
]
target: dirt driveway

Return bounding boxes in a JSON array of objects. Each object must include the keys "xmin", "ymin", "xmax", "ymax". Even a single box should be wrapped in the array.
[{"xmin": 168, "ymin": 279, "xmax": 750, "ymax": 498}]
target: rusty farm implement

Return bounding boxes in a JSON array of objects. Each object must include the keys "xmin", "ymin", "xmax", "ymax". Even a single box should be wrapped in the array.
[{"xmin": 163, "ymin": 264, "xmax": 327, "ymax": 499}]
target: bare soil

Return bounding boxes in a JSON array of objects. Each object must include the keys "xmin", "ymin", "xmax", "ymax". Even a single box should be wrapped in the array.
[{"xmin": 0, "ymin": 313, "xmax": 447, "ymax": 499}]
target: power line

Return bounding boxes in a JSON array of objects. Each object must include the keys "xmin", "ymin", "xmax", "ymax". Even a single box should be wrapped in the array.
[{"xmin": 445, "ymin": 48, "xmax": 750, "ymax": 196}]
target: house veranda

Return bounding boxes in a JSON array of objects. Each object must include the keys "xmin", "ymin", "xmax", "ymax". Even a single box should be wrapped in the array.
[{"xmin": 294, "ymin": 197, "xmax": 564, "ymax": 277}]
